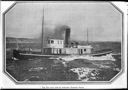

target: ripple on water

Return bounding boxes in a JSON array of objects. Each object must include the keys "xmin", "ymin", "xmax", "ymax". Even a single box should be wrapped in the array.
[{"xmin": 28, "ymin": 67, "xmax": 46, "ymax": 72}]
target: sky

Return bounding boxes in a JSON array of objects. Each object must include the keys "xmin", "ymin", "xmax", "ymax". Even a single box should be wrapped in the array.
[{"xmin": 5, "ymin": 2, "xmax": 122, "ymax": 41}]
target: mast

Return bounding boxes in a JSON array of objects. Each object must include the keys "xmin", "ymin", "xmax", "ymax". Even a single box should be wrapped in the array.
[
  {"xmin": 87, "ymin": 28, "xmax": 89, "ymax": 45},
  {"xmin": 41, "ymin": 8, "xmax": 44, "ymax": 54},
  {"xmin": 16, "ymin": 38, "xmax": 19, "ymax": 50}
]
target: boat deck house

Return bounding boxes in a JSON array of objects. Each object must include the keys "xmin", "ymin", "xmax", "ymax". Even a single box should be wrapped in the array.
[{"xmin": 43, "ymin": 39, "xmax": 92, "ymax": 55}]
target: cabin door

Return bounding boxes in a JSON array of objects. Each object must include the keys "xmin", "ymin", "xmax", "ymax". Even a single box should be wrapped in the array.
[
  {"xmin": 81, "ymin": 49, "xmax": 83, "ymax": 54},
  {"xmin": 59, "ymin": 49, "xmax": 62, "ymax": 54}
]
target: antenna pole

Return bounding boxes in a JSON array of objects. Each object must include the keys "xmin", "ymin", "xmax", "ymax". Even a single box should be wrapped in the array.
[{"xmin": 41, "ymin": 8, "xmax": 44, "ymax": 54}]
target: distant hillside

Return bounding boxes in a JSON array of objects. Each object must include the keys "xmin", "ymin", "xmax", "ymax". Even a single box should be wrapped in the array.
[
  {"xmin": 6, "ymin": 37, "xmax": 121, "ymax": 53},
  {"xmin": 89, "ymin": 42, "xmax": 121, "ymax": 53},
  {"xmin": 6, "ymin": 37, "xmax": 40, "ymax": 43}
]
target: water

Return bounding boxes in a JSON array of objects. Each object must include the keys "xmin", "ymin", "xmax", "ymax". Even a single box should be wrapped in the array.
[{"xmin": 6, "ymin": 54, "xmax": 121, "ymax": 81}]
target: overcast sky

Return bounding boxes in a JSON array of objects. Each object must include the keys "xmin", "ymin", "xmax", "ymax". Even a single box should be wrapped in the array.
[{"xmin": 5, "ymin": 2, "xmax": 122, "ymax": 41}]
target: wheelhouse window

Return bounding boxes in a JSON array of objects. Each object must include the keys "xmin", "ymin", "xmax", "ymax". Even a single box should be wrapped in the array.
[{"xmin": 51, "ymin": 40, "xmax": 54, "ymax": 44}]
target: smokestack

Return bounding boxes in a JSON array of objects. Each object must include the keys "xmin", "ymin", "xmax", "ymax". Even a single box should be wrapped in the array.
[{"xmin": 64, "ymin": 27, "xmax": 70, "ymax": 47}]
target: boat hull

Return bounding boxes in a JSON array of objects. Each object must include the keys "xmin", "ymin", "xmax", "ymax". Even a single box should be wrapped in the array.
[{"xmin": 12, "ymin": 49, "xmax": 113, "ymax": 60}]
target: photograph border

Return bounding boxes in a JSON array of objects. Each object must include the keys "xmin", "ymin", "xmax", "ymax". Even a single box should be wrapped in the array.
[{"xmin": 2, "ymin": 1, "xmax": 125, "ymax": 85}]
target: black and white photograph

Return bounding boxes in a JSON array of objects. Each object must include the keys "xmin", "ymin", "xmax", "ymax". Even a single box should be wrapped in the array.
[{"xmin": 1, "ymin": 1, "xmax": 127, "ymax": 88}]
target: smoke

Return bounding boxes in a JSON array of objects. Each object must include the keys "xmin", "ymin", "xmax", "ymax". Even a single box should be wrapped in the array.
[
  {"xmin": 52, "ymin": 24, "xmax": 70, "ymax": 40},
  {"xmin": 38, "ymin": 24, "xmax": 71, "ymax": 47},
  {"xmin": 42, "ymin": 24, "xmax": 70, "ymax": 40}
]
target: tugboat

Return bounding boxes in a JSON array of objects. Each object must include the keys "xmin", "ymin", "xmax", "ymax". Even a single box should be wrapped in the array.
[{"xmin": 12, "ymin": 9, "xmax": 114, "ymax": 61}]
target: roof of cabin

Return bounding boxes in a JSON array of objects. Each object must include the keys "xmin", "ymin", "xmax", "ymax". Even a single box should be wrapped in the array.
[
  {"xmin": 48, "ymin": 38, "xmax": 64, "ymax": 41},
  {"xmin": 77, "ymin": 45, "xmax": 92, "ymax": 48}
]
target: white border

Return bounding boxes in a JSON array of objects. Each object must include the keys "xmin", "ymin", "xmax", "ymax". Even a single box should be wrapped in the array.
[{"xmin": 0, "ymin": 1, "xmax": 127, "ymax": 89}]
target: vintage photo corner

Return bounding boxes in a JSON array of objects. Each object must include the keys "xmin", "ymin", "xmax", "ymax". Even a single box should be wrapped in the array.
[{"xmin": 1, "ymin": 1, "xmax": 127, "ymax": 89}]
